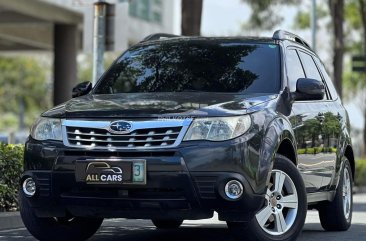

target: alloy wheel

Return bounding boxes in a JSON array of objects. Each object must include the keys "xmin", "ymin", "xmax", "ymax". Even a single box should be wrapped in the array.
[
  {"xmin": 342, "ymin": 168, "xmax": 352, "ymax": 219},
  {"xmin": 255, "ymin": 169, "xmax": 299, "ymax": 236}
]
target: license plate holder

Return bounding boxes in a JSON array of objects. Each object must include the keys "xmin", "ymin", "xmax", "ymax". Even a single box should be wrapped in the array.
[{"xmin": 75, "ymin": 159, "xmax": 146, "ymax": 185}]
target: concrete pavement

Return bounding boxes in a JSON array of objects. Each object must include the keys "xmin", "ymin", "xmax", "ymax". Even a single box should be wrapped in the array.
[
  {"xmin": 1, "ymin": 194, "xmax": 366, "ymax": 241},
  {"xmin": 0, "ymin": 212, "xmax": 23, "ymax": 231}
]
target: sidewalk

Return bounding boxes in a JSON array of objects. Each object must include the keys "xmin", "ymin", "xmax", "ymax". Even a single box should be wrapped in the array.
[
  {"xmin": 0, "ymin": 212, "xmax": 23, "ymax": 230},
  {"xmin": 354, "ymin": 186, "xmax": 366, "ymax": 194}
]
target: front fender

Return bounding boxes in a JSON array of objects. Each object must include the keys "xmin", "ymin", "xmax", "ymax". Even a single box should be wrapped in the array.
[{"xmin": 256, "ymin": 115, "xmax": 297, "ymax": 194}]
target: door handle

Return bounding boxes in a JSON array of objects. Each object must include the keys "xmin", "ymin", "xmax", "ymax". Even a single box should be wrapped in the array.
[
  {"xmin": 316, "ymin": 112, "xmax": 325, "ymax": 122},
  {"xmin": 337, "ymin": 112, "xmax": 343, "ymax": 121}
]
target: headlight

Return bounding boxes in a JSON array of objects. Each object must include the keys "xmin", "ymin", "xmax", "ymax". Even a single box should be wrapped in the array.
[
  {"xmin": 183, "ymin": 116, "xmax": 251, "ymax": 141},
  {"xmin": 30, "ymin": 118, "xmax": 62, "ymax": 141}
]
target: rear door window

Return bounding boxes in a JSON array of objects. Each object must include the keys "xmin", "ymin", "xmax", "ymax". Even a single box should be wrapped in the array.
[{"xmin": 313, "ymin": 57, "xmax": 338, "ymax": 100}]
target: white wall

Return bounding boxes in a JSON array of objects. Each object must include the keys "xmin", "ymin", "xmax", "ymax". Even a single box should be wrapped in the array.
[{"xmin": 128, "ymin": 0, "xmax": 175, "ymax": 45}]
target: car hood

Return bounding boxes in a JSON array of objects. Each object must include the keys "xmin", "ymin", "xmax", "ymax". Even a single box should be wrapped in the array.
[{"xmin": 42, "ymin": 92, "xmax": 278, "ymax": 118}]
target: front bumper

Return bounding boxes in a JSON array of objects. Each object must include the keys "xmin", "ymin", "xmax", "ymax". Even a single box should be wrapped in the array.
[{"xmin": 22, "ymin": 137, "xmax": 266, "ymax": 222}]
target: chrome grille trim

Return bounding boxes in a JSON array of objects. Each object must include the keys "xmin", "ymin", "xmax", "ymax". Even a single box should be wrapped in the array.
[{"xmin": 62, "ymin": 119, "xmax": 192, "ymax": 150}]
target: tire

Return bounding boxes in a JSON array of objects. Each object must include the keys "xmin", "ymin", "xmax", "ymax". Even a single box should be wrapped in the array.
[
  {"xmin": 227, "ymin": 154, "xmax": 307, "ymax": 241},
  {"xmin": 151, "ymin": 219, "xmax": 183, "ymax": 229},
  {"xmin": 20, "ymin": 192, "xmax": 103, "ymax": 241},
  {"xmin": 318, "ymin": 159, "xmax": 353, "ymax": 231}
]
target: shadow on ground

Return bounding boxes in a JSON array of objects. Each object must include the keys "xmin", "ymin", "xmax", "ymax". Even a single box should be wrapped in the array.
[
  {"xmin": 89, "ymin": 222, "xmax": 366, "ymax": 241},
  {"xmin": 92, "ymin": 224, "xmax": 233, "ymax": 241}
]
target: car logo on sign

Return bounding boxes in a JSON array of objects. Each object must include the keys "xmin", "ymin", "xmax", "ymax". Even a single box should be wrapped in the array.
[
  {"xmin": 109, "ymin": 121, "xmax": 133, "ymax": 134},
  {"xmin": 85, "ymin": 162, "xmax": 123, "ymax": 183}
]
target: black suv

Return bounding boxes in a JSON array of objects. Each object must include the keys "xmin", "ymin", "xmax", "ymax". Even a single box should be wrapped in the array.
[{"xmin": 20, "ymin": 30, "xmax": 354, "ymax": 241}]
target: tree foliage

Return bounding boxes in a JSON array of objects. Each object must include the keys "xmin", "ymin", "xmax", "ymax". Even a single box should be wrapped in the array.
[
  {"xmin": 241, "ymin": 0, "xmax": 300, "ymax": 30},
  {"xmin": 0, "ymin": 56, "xmax": 50, "ymax": 131},
  {"xmin": 345, "ymin": 0, "xmax": 363, "ymax": 30},
  {"xmin": 356, "ymin": 158, "xmax": 366, "ymax": 185},
  {"xmin": 0, "ymin": 144, "xmax": 24, "ymax": 211},
  {"xmin": 293, "ymin": 6, "xmax": 328, "ymax": 29}
]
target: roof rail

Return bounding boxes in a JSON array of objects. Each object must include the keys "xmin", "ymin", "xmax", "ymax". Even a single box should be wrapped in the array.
[
  {"xmin": 272, "ymin": 30, "xmax": 311, "ymax": 49},
  {"xmin": 141, "ymin": 33, "xmax": 181, "ymax": 42}
]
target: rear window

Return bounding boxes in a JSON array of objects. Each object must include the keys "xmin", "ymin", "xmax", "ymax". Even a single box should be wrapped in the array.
[{"xmin": 94, "ymin": 40, "xmax": 281, "ymax": 94}]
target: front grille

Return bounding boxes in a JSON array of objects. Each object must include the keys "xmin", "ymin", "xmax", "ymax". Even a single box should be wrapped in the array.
[
  {"xmin": 62, "ymin": 119, "xmax": 191, "ymax": 149},
  {"xmin": 63, "ymin": 150, "xmax": 176, "ymax": 157},
  {"xmin": 66, "ymin": 126, "xmax": 182, "ymax": 148}
]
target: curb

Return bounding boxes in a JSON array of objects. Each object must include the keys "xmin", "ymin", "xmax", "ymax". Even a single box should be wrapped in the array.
[
  {"xmin": 0, "ymin": 212, "xmax": 24, "ymax": 230},
  {"xmin": 354, "ymin": 186, "xmax": 366, "ymax": 194}
]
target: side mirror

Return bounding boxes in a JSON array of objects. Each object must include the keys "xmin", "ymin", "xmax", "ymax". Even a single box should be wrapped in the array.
[
  {"xmin": 72, "ymin": 81, "xmax": 92, "ymax": 98},
  {"xmin": 294, "ymin": 78, "xmax": 325, "ymax": 101}
]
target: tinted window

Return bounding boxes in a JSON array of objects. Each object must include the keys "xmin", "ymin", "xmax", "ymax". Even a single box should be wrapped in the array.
[
  {"xmin": 298, "ymin": 51, "xmax": 322, "ymax": 81},
  {"xmin": 298, "ymin": 51, "xmax": 329, "ymax": 100},
  {"xmin": 313, "ymin": 57, "xmax": 338, "ymax": 99},
  {"xmin": 94, "ymin": 41, "xmax": 281, "ymax": 94},
  {"xmin": 286, "ymin": 49, "xmax": 305, "ymax": 92}
]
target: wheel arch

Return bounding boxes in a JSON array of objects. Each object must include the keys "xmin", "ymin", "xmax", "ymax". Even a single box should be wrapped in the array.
[
  {"xmin": 276, "ymin": 138, "xmax": 297, "ymax": 166},
  {"xmin": 344, "ymin": 145, "xmax": 355, "ymax": 180}
]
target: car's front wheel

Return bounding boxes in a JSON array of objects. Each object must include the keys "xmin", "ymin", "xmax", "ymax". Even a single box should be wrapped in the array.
[
  {"xmin": 227, "ymin": 155, "xmax": 307, "ymax": 241},
  {"xmin": 20, "ymin": 192, "xmax": 103, "ymax": 241}
]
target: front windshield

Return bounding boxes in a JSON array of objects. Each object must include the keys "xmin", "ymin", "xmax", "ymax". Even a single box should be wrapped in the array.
[{"xmin": 94, "ymin": 40, "xmax": 281, "ymax": 94}]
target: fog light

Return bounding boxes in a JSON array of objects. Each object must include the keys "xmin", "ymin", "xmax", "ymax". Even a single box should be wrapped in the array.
[
  {"xmin": 23, "ymin": 178, "xmax": 36, "ymax": 197},
  {"xmin": 225, "ymin": 180, "xmax": 243, "ymax": 200}
]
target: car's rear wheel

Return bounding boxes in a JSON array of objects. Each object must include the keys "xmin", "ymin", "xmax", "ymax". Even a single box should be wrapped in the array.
[
  {"xmin": 151, "ymin": 219, "xmax": 183, "ymax": 229},
  {"xmin": 318, "ymin": 159, "xmax": 353, "ymax": 231},
  {"xmin": 20, "ymin": 192, "xmax": 103, "ymax": 241},
  {"xmin": 227, "ymin": 155, "xmax": 307, "ymax": 241}
]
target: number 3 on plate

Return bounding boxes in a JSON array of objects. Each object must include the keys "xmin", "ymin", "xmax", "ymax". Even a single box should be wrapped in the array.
[{"xmin": 133, "ymin": 162, "xmax": 145, "ymax": 183}]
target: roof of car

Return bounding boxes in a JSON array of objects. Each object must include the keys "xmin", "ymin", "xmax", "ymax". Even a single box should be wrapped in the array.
[
  {"xmin": 138, "ymin": 36, "xmax": 277, "ymax": 45},
  {"xmin": 138, "ymin": 30, "xmax": 312, "ymax": 51}
]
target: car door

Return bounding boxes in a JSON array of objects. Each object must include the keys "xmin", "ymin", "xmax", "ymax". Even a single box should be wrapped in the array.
[
  {"xmin": 313, "ymin": 56, "xmax": 341, "ymax": 189},
  {"xmin": 286, "ymin": 48, "xmax": 328, "ymax": 192}
]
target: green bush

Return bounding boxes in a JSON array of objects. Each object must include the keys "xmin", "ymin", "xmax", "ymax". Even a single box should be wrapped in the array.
[
  {"xmin": 355, "ymin": 159, "xmax": 366, "ymax": 186},
  {"xmin": 0, "ymin": 144, "xmax": 24, "ymax": 211}
]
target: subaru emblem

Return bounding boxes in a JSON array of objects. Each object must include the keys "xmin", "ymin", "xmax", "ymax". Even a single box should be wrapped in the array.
[{"xmin": 109, "ymin": 121, "xmax": 133, "ymax": 134}]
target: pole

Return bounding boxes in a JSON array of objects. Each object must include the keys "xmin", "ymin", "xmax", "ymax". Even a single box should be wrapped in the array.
[
  {"xmin": 92, "ymin": 1, "xmax": 107, "ymax": 85},
  {"xmin": 311, "ymin": 0, "xmax": 317, "ymax": 52}
]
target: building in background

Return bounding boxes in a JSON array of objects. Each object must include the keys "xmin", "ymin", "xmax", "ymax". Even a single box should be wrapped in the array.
[{"xmin": 43, "ymin": 0, "xmax": 176, "ymax": 52}]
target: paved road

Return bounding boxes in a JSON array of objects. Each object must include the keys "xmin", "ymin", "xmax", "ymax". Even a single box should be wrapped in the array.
[{"xmin": 1, "ymin": 194, "xmax": 366, "ymax": 241}]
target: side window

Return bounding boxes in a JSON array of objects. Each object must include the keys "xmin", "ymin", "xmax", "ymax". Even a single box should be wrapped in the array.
[
  {"xmin": 286, "ymin": 49, "xmax": 305, "ymax": 92},
  {"xmin": 298, "ymin": 51, "xmax": 329, "ymax": 100},
  {"xmin": 297, "ymin": 51, "xmax": 323, "ymax": 81},
  {"xmin": 313, "ymin": 57, "xmax": 339, "ymax": 100}
]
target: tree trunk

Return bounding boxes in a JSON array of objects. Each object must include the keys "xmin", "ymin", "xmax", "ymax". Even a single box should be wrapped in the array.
[
  {"xmin": 181, "ymin": 0, "xmax": 203, "ymax": 36},
  {"xmin": 364, "ymin": 110, "xmax": 366, "ymax": 156},
  {"xmin": 328, "ymin": 0, "xmax": 344, "ymax": 97},
  {"xmin": 359, "ymin": 0, "xmax": 366, "ymax": 156}
]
